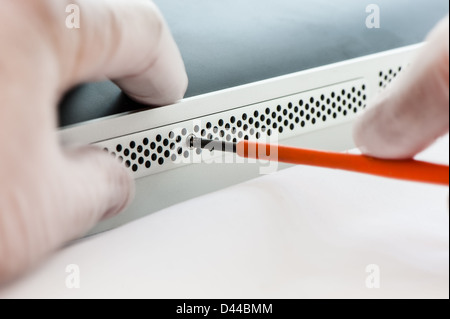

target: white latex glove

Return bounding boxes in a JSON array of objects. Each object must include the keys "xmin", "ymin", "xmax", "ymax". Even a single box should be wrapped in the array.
[
  {"xmin": 0, "ymin": 0, "xmax": 187, "ymax": 283},
  {"xmin": 354, "ymin": 17, "xmax": 449, "ymax": 159}
]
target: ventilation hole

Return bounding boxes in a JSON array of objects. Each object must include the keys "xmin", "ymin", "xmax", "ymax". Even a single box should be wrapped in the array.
[
  {"xmin": 144, "ymin": 150, "xmax": 150, "ymax": 157},
  {"xmin": 242, "ymin": 113, "xmax": 248, "ymax": 121},
  {"xmin": 156, "ymin": 135, "xmax": 162, "ymax": 143},
  {"xmin": 157, "ymin": 146, "xmax": 163, "ymax": 154},
  {"xmin": 176, "ymin": 136, "xmax": 182, "ymax": 143},
  {"xmin": 125, "ymin": 160, "xmax": 131, "ymax": 168},
  {"xmin": 194, "ymin": 126, "xmax": 200, "ymax": 133},
  {"xmin": 249, "ymin": 118, "xmax": 254, "ymax": 125},
  {"xmin": 152, "ymin": 154, "xmax": 158, "ymax": 161},
  {"xmin": 124, "ymin": 149, "xmax": 130, "ymax": 156},
  {"xmin": 301, "ymin": 121, "xmax": 306, "ymax": 127},
  {"xmin": 218, "ymin": 119, "xmax": 224, "ymax": 126},
  {"xmin": 158, "ymin": 158, "xmax": 165, "ymax": 165},
  {"xmin": 181, "ymin": 128, "xmax": 188, "ymax": 136},
  {"xmin": 145, "ymin": 161, "xmax": 151, "ymax": 168},
  {"xmin": 170, "ymin": 143, "xmax": 176, "ymax": 150},
  {"xmin": 132, "ymin": 164, "xmax": 138, "ymax": 172},
  {"xmin": 137, "ymin": 145, "xmax": 143, "ymax": 153},
  {"xmin": 177, "ymin": 147, "xmax": 183, "ymax": 155},
  {"xmin": 118, "ymin": 156, "xmax": 123, "ymax": 163},
  {"xmin": 225, "ymin": 123, "xmax": 231, "ymax": 130},
  {"xmin": 150, "ymin": 142, "xmax": 156, "ymax": 150},
  {"xmin": 138, "ymin": 157, "xmax": 144, "ymax": 165},
  {"xmin": 254, "ymin": 110, "xmax": 259, "ymax": 117},
  {"xmin": 184, "ymin": 151, "xmax": 189, "ymax": 158},
  {"xmin": 130, "ymin": 141, "xmax": 136, "ymax": 149},
  {"xmin": 201, "ymin": 129, "xmax": 207, "ymax": 137},
  {"xmin": 164, "ymin": 150, "xmax": 170, "ymax": 158},
  {"xmin": 265, "ymin": 108, "xmax": 270, "ymax": 115},
  {"xmin": 131, "ymin": 153, "xmax": 137, "ymax": 160},
  {"xmin": 206, "ymin": 122, "xmax": 212, "ymax": 129},
  {"xmin": 116, "ymin": 145, "xmax": 123, "ymax": 152}
]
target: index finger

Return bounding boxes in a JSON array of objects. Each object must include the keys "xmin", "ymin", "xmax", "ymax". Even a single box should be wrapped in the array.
[
  {"xmin": 353, "ymin": 17, "xmax": 449, "ymax": 159},
  {"xmin": 59, "ymin": 0, "xmax": 188, "ymax": 106}
]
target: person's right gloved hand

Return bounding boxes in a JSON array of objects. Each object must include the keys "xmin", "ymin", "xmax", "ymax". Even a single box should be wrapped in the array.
[
  {"xmin": 0, "ymin": 0, "xmax": 187, "ymax": 284},
  {"xmin": 354, "ymin": 16, "xmax": 449, "ymax": 159}
]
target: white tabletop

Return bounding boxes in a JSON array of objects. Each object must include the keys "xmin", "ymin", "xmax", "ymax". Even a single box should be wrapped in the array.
[{"xmin": 1, "ymin": 136, "xmax": 448, "ymax": 299}]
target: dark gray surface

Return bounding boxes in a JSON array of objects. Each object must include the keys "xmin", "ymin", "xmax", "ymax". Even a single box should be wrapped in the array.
[{"xmin": 59, "ymin": 0, "xmax": 449, "ymax": 127}]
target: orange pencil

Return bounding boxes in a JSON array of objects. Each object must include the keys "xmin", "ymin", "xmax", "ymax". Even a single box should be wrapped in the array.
[{"xmin": 189, "ymin": 137, "xmax": 449, "ymax": 186}]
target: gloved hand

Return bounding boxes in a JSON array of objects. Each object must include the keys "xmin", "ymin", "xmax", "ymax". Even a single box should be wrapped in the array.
[
  {"xmin": 354, "ymin": 17, "xmax": 449, "ymax": 159},
  {"xmin": 0, "ymin": 0, "xmax": 187, "ymax": 283}
]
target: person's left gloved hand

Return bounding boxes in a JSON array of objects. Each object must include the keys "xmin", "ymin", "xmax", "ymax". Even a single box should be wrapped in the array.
[{"xmin": 0, "ymin": 0, "xmax": 187, "ymax": 283}]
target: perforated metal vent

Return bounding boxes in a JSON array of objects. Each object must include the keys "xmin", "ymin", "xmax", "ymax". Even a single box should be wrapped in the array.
[
  {"xmin": 96, "ymin": 79, "xmax": 367, "ymax": 178},
  {"xmin": 378, "ymin": 66, "xmax": 404, "ymax": 89}
]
